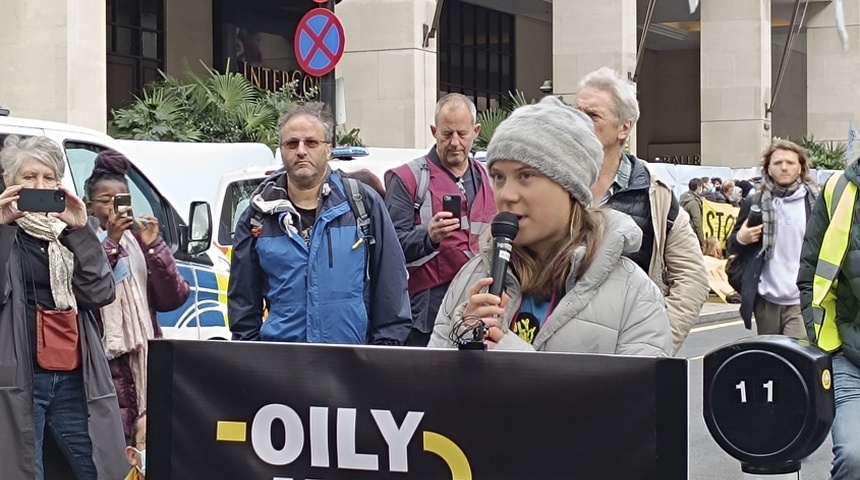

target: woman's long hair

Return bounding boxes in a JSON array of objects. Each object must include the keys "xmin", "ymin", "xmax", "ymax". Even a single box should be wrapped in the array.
[{"xmin": 510, "ymin": 198, "xmax": 604, "ymax": 301}]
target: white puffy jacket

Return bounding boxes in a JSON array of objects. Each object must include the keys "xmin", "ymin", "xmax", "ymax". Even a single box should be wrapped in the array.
[{"xmin": 429, "ymin": 209, "xmax": 672, "ymax": 356}]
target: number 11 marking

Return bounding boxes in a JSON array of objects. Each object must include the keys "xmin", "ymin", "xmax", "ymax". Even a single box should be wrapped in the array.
[{"xmin": 735, "ymin": 379, "xmax": 775, "ymax": 403}]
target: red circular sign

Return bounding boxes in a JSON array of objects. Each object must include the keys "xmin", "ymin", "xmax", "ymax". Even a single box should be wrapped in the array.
[{"xmin": 294, "ymin": 8, "xmax": 345, "ymax": 77}]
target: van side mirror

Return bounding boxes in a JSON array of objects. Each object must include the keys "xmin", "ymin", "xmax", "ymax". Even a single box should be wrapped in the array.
[{"xmin": 186, "ymin": 201, "xmax": 212, "ymax": 255}]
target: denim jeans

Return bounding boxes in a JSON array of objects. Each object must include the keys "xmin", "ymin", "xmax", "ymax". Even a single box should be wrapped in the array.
[
  {"xmin": 830, "ymin": 354, "xmax": 860, "ymax": 480},
  {"xmin": 33, "ymin": 369, "xmax": 97, "ymax": 480}
]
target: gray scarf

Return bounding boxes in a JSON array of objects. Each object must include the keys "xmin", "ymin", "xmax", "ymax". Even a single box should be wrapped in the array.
[
  {"xmin": 15, "ymin": 213, "xmax": 78, "ymax": 311},
  {"xmin": 760, "ymin": 176, "xmax": 818, "ymax": 259}
]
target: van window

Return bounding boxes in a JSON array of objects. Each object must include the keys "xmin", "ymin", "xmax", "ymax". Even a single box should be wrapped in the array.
[
  {"xmin": 219, "ymin": 177, "xmax": 265, "ymax": 246},
  {"xmin": 65, "ymin": 142, "xmax": 177, "ymax": 248}
]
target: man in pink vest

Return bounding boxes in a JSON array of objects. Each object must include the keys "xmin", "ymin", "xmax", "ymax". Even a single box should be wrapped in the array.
[{"xmin": 384, "ymin": 93, "xmax": 497, "ymax": 346}]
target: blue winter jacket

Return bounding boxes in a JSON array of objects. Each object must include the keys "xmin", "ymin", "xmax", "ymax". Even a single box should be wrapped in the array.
[{"xmin": 228, "ymin": 168, "xmax": 411, "ymax": 345}]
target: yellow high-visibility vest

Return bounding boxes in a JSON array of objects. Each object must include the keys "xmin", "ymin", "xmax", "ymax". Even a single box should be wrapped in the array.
[{"xmin": 811, "ymin": 171, "xmax": 857, "ymax": 351}]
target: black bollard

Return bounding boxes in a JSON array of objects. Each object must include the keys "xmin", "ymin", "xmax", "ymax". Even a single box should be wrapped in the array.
[{"xmin": 703, "ymin": 335, "xmax": 834, "ymax": 479}]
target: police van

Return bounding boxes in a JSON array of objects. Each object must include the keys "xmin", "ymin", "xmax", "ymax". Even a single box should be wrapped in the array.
[{"xmin": 0, "ymin": 113, "xmax": 274, "ymax": 340}]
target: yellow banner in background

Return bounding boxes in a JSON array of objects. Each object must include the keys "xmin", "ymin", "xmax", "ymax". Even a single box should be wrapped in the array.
[{"xmin": 702, "ymin": 200, "xmax": 739, "ymax": 249}]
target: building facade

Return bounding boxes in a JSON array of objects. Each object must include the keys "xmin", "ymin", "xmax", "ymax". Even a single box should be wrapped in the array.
[{"xmin": 1, "ymin": 0, "xmax": 857, "ymax": 167}]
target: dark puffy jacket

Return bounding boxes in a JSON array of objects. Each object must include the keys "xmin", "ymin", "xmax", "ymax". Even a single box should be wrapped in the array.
[
  {"xmin": 799, "ymin": 162, "xmax": 860, "ymax": 368},
  {"xmin": 605, "ymin": 155, "xmax": 668, "ymax": 272},
  {"xmin": 726, "ymin": 196, "xmax": 766, "ymax": 328}
]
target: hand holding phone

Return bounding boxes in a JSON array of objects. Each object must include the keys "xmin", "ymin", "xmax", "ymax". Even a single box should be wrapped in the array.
[
  {"xmin": 17, "ymin": 188, "xmax": 66, "ymax": 213},
  {"xmin": 442, "ymin": 194, "xmax": 462, "ymax": 219},
  {"xmin": 113, "ymin": 193, "xmax": 133, "ymax": 218}
]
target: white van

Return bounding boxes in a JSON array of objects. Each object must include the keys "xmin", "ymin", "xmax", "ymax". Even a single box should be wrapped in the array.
[{"xmin": 0, "ymin": 114, "xmax": 274, "ymax": 340}]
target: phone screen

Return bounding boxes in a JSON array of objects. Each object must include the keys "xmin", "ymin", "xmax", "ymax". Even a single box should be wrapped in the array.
[
  {"xmin": 442, "ymin": 194, "xmax": 462, "ymax": 219},
  {"xmin": 114, "ymin": 193, "xmax": 133, "ymax": 217},
  {"xmin": 17, "ymin": 188, "xmax": 66, "ymax": 213}
]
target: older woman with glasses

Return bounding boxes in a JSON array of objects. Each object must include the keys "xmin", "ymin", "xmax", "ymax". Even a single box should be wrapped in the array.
[{"xmin": 0, "ymin": 135, "xmax": 127, "ymax": 480}]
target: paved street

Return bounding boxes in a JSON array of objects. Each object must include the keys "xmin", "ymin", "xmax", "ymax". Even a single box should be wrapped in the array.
[{"xmin": 683, "ymin": 301, "xmax": 833, "ymax": 479}]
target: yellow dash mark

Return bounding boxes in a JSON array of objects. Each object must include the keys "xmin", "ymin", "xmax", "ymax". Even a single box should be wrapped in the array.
[
  {"xmin": 423, "ymin": 431, "xmax": 472, "ymax": 480},
  {"xmin": 216, "ymin": 421, "xmax": 247, "ymax": 442}
]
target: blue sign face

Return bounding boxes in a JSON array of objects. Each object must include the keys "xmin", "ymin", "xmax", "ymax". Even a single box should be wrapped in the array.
[{"xmin": 295, "ymin": 8, "xmax": 345, "ymax": 77}]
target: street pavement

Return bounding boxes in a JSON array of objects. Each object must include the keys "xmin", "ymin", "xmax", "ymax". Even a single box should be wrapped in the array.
[{"xmin": 696, "ymin": 297, "xmax": 745, "ymax": 326}]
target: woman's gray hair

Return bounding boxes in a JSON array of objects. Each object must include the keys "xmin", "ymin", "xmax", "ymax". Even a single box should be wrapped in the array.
[
  {"xmin": 577, "ymin": 67, "xmax": 640, "ymax": 127},
  {"xmin": 278, "ymin": 102, "xmax": 335, "ymax": 143},
  {"xmin": 0, "ymin": 135, "xmax": 65, "ymax": 181}
]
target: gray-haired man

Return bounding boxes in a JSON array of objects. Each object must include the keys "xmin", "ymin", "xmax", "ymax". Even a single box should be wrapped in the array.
[{"xmin": 574, "ymin": 67, "xmax": 709, "ymax": 354}]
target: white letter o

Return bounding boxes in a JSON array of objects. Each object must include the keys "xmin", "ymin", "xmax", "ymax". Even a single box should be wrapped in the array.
[{"xmin": 251, "ymin": 404, "xmax": 304, "ymax": 465}]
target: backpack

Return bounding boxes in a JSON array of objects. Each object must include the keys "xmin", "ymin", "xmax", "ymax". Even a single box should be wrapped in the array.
[
  {"xmin": 248, "ymin": 172, "xmax": 375, "ymax": 248},
  {"xmin": 340, "ymin": 173, "xmax": 375, "ymax": 248}
]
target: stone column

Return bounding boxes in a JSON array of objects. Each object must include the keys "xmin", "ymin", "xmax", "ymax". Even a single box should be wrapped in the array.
[
  {"xmin": 700, "ymin": 0, "xmax": 771, "ymax": 167},
  {"xmin": 0, "ymin": 0, "xmax": 106, "ymax": 131},
  {"xmin": 336, "ymin": 0, "xmax": 436, "ymax": 148},
  {"xmin": 552, "ymin": 0, "xmax": 637, "ymax": 145},
  {"xmin": 807, "ymin": 0, "xmax": 860, "ymax": 142}
]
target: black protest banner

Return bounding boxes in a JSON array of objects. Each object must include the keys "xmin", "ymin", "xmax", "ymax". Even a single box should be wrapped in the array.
[{"xmin": 148, "ymin": 340, "xmax": 687, "ymax": 480}]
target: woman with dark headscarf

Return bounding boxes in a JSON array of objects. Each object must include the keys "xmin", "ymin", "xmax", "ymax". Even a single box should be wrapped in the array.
[
  {"xmin": 0, "ymin": 135, "xmax": 127, "ymax": 479},
  {"xmin": 84, "ymin": 150, "xmax": 190, "ymax": 441}
]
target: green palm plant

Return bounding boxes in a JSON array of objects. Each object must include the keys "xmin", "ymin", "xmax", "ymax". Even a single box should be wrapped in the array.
[
  {"xmin": 109, "ymin": 61, "xmax": 316, "ymax": 149},
  {"xmin": 797, "ymin": 135, "xmax": 847, "ymax": 170},
  {"xmin": 337, "ymin": 126, "xmax": 363, "ymax": 147},
  {"xmin": 474, "ymin": 108, "xmax": 509, "ymax": 151},
  {"xmin": 472, "ymin": 90, "xmax": 534, "ymax": 150}
]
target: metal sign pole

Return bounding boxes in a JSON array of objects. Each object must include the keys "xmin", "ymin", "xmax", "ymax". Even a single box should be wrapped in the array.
[{"xmin": 320, "ymin": 0, "xmax": 337, "ymax": 146}]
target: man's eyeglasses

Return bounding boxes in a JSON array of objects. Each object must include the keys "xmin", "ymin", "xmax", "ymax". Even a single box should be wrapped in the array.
[{"xmin": 281, "ymin": 138, "xmax": 329, "ymax": 151}]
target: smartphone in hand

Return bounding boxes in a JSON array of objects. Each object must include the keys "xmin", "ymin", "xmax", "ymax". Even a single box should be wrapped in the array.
[
  {"xmin": 113, "ymin": 193, "xmax": 133, "ymax": 218},
  {"xmin": 442, "ymin": 194, "xmax": 462, "ymax": 219},
  {"xmin": 17, "ymin": 188, "xmax": 65, "ymax": 213}
]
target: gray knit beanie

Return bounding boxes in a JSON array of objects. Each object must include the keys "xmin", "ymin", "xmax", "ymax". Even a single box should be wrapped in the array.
[{"xmin": 486, "ymin": 96, "xmax": 603, "ymax": 206}]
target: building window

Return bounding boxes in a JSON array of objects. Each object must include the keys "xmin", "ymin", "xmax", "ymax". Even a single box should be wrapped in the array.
[
  {"xmin": 106, "ymin": 0, "xmax": 164, "ymax": 114},
  {"xmin": 213, "ymin": 0, "xmax": 319, "ymax": 97},
  {"xmin": 439, "ymin": 0, "xmax": 515, "ymax": 111}
]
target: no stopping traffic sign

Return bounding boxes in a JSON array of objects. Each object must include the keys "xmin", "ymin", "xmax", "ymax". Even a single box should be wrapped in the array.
[{"xmin": 295, "ymin": 8, "xmax": 345, "ymax": 77}]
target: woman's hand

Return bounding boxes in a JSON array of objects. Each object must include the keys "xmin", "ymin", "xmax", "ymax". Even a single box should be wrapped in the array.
[
  {"xmin": 136, "ymin": 214, "xmax": 160, "ymax": 246},
  {"xmin": 105, "ymin": 206, "xmax": 134, "ymax": 244},
  {"xmin": 737, "ymin": 219, "xmax": 763, "ymax": 245},
  {"xmin": 0, "ymin": 185, "xmax": 24, "ymax": 225},
  {"xmin": 462, "ymin": 277, "xmax": 510, "ymax": 349},
  {"xmin": 52, "ymin": 185, "xmax": 88, "ymax": 228}
]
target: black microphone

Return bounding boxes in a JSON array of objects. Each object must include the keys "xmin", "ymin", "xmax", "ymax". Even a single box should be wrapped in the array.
[{"xmin": 488, "ymin": 212, "xmax": 519, "ymax": 297}]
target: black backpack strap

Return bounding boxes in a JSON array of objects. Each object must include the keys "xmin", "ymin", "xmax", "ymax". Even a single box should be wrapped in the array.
[
  {"xmin": 341, "ymin": 175, "xmax": 375, "ymax": 247},
  {"xmin": 666, "ymin": 191, "xmax": 679, "ymax": 235}
]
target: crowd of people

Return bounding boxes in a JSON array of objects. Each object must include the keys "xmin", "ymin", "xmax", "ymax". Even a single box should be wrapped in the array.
[{"xmin": 0, "ymin": 65, "xmax": 856, "ymax": 479}]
